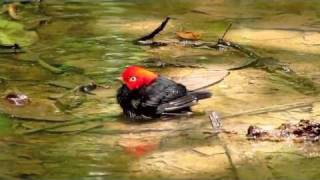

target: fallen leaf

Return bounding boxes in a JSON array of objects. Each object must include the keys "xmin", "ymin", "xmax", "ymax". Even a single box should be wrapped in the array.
[{"xmin": 176, "ymin": 31, "xmax": 201, "ymax": 41}]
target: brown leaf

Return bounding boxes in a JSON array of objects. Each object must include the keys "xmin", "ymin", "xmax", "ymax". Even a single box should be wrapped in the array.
[{"xmin": 176, "ymin": 31, "xmax": 201, "ymax": 41}]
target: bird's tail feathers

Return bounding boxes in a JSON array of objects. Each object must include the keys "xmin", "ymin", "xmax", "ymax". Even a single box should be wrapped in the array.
[
  {"xmin": 157, "ymin": 90, "xmax": 212, "ymax": 113},
  {"xmin": 188, "ymin": 90, "xmax": 212, "ymax": 100}
]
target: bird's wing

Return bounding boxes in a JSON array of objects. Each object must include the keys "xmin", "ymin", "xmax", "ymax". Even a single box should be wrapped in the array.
[
  {"xmin": 141, "ymin": 76, "xmax": 212, "ymax": 114},
  {"xmin": 142, "ymin": 83, "xmax": 196, "ymax": 114},
  {"xmin": 156, "ymin": 94, "xmax": 198, "ymax": 113},
  {"xmin": 156, "ymin": 90, "xmax": 212, "ymax": 113},
  {"xmin": 141, "ymin": 81, "xmax": 187, "ymax": 108}
]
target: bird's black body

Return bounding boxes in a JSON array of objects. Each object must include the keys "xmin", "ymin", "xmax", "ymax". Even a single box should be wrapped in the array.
[{"xmin": 117, "ymin": 76, "xmax": 212, "ymax": 120}]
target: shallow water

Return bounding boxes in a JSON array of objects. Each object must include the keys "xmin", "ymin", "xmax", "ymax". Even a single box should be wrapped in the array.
[{"xmin": 0, "ymin": 0, "xmax": 320, "ymax": 179}]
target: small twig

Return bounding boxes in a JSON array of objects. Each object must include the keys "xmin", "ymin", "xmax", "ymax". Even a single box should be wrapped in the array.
[
  {"xmin": 199, "ymin": 98, "xmax": 320, "ymax": 134},
  {"xmin": 88, "ymin": 127, "xmax": 194, "ymax": 135},
  {"xmin": 221, "ymin": 98, "xmax": 320, "ymax": 119},
  {"xmin": 37, "ymin": 58, "xmax": 64, "ymax": 74},
  {"xmin": 48, "ymin": 85, "xmax": 80, "ymax": 100},
  {"xmin": 227, "ymin": 58, "xmax": 258, "ymax": 70},
  {"xmin": 223, "ymin": 143, "xmax": 240, "ymax": 180},
  {"xmin": 221, "ymin": 23, "xmax": 233, "ymax": 40},
  {"xmin": 208, "ymin": 112, "xmax": 240, "ymax": 180},
  {"xmin": 47, "ymin": 124, "xmax": 104, "ymax": 135},
  {"xmin": 263, "ymin": 151, "xmax": 305, "ymax": 157},
  {"xmin": 209, "ymin": 112, "xmax": 222, "ymax": 132},
  {"xmin": 135, "ymin": 40, "xmax": 168, "ymax": 47},
  {"xmin": 190, "ymin": 9, "xmax": 210, "ymax": 15},
  {"xmin": 22, "ymin": 115, "xmax": 118, "ymax": 135},
  {"xmin": 143, "ymin": 58, "xmax": 204, "ymax": 68},
  {"xmin": 218, "ymin": 39, "xmax": 260, "ymax": 58},
  {"xmin": 134, "ymin": 17, "xmax": 170, "ymax": 42}
]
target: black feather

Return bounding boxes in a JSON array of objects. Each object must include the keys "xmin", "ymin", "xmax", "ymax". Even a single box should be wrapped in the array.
[
  {"xmin": 189, "ymin": 91, "xmax": 212, "ymax": 100},
  {"xmin": 116, "ymin": 76, "xmax": 212, "ymax": 120}
]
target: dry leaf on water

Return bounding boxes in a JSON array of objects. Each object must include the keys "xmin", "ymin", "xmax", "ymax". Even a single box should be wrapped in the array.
[{"xmin": 176, "ymin": 31, "xmax": 201, "ymax": 41}]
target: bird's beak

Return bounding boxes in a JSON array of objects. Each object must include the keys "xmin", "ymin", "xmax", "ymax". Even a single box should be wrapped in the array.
[{"xmin": 116, "ymin": 77, "xmax": 123, "ymax": 83}]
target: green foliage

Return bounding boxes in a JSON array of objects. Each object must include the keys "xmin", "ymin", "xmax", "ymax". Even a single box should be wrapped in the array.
[{"xmin": 0, "ymin": 17, "xmax": 38, "ymax": 46}]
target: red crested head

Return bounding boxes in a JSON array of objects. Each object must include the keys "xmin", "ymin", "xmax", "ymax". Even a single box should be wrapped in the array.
[{"xmin": 121, "ymin": 66, "xmax": 158, "ymax": 90}]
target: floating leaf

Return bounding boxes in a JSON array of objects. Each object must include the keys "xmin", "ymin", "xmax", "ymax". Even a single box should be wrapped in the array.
[{"xmin": 176, "ymin": 31, "xmax": 201, "ymax": 41}]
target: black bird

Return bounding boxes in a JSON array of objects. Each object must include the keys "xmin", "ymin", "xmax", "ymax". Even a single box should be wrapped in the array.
[{"xmin": 116, "ymin": 66, "xmax": 212, "ymax": 120}]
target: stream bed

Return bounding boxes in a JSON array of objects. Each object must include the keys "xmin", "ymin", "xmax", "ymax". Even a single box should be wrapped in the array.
[{"xmin": 1, "ymin": 0, "xmax": 320, "ymax": 179}]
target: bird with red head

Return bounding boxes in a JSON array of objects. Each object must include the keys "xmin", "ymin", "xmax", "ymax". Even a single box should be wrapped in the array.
[
  {"xmin": 121, "ymin": 66, "xmax": 158, "ymax": 90},
  {"xmin": 117, "ymin": 66, "xmax": 212, "ymax": 120}
]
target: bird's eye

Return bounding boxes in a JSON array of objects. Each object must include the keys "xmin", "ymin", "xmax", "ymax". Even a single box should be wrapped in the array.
[{"xmin": 129, "ymin": 76, "xmax": 137, "ymax": 82}]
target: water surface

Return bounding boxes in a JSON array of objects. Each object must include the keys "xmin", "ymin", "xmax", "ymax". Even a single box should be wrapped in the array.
[{"xmin": 0, "ymin": 0, "xmax": 320, "ymax": 179}]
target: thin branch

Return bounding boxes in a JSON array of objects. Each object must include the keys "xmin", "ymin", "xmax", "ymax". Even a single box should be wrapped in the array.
[
  {"xmin": 208, "ymin": 112, "xmax": 240, "ymax": 180},
  {"xmin": 22, "ymin": 115, "xmax": 118, "ymax": 135},
  {"xmin": 134, "ymin": 17, "xmax": 170, "ymax": 42},
  {"xmin": 37, "ymin": 58, "xmax": 64, "ymax": 74},
  {"xmin": 209, "ymin": 111, "xmax": 222, "ymax": 132},
  {"xmin": 47, "ymin": 124, "xmax": 104, "ymax": 135},
  {"xmin": 143, "ymin": 58, "xmax": 204, "ymax": 68},
  {"xmin": 221, "ymin": 23, "xmax": 233, "ymax": 40},
  {"xmin": 222, "ymin": 143, "xmax": 240, "ymax": 180},
  {"xmin": 221, "ymin": 98, "xmax": 319, "ymax": 119}
]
